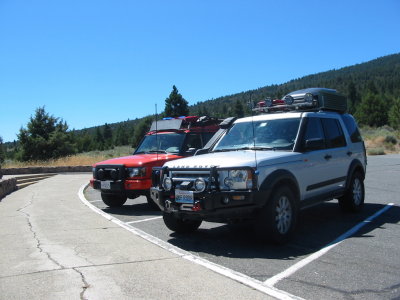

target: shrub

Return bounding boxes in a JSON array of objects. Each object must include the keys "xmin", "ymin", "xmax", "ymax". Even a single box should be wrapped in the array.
[
  {"xmin": 384, "ymin": 135, "xmax": 398, "ymax": 145},
  {"xmin": 367, "ymin": 147, "xmax": 385, "ymax": 155}
]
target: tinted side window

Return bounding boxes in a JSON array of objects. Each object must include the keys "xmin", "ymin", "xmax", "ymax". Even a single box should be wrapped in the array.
[
  {"xmin": 185, "ymin": 134, "xmax": 202, "ymax": 149},
  {"xmin": 342, "ymin": 114, "xmax": 363, "ymax": 143},
  {"xmin": 304, "ymin": 118, "xmax": 325, "ymax": 141},
  {"xmin": 321, "ymin": 118, "xmax": 346, "ymax": 148},
  {"xmin": 202, "ymin": 132, "xmax": 215, "ymax": 145}
]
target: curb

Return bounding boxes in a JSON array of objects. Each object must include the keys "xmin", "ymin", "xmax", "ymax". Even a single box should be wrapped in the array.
[
  {"xmin": 0, "ymin": 177, "xmax": 17, "ymax": 199},
  {"xmin": 1, "ymin": 165, "xmax": 92, "ymax": 175}
]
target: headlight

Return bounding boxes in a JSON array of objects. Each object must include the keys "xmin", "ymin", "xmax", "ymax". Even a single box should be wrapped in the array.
[
  {"xmin": 163, "ymin": 177, "xmax": 173, "ymax": 191},
  {"xmin": 223, "ymin": 169, "xmax": 253, "ymax": 190},
  {"xmin": 194, "ymin": 178, "xmax": 206, "ymax": 192},
  {"xmin": 126, "ymin": 167, "xmax": 146, "ymax": 178}
]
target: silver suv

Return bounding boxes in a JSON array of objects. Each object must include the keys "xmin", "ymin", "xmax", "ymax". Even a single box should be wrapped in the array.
[{"xmin": 150, "ymin": 88, "xmax": 367, "ymax": 244}]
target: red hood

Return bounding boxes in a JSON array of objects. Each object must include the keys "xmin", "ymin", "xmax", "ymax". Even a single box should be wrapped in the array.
[{"xmin": 93, "ymin": 153, "xmax": 182, "ymax": 167}]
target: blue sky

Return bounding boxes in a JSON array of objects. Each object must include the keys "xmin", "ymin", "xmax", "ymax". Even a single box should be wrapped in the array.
[{"xmin": 1, "ymin": 0, "xmax": 399, "ymax": 142}]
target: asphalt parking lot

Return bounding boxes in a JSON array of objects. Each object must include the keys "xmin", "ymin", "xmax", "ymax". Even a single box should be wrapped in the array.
[{"xmin": 84, "ymin": 155, "xmax": 400, "ymax": 299}]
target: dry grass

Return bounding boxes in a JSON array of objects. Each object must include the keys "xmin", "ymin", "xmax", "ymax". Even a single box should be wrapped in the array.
[
  {"xmin": 2, "ymin": 127, "xmax": 400, "ymax": 168},
  {"xmin": 3, "ymin": 146, "xmax": 134, "ymax": 168},
  {"xmin": 361, "ymin": 126, "xmax": 400, "ymax": 155}
]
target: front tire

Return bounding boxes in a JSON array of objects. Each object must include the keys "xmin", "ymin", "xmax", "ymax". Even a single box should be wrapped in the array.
[
  {"xmin": 163, "ymin": 212, "xmax": 202, "ymax": 233},
  {"xmin": 339, "ymin": 172, "xmax": 365, "ymax": 212},
  {"xmin": 101, "ymin": 193, "xmax": 127, "ymax": 207},
  {"xmin": 254, "ymin": 186, "xmax": 298, "ymax": 244}
]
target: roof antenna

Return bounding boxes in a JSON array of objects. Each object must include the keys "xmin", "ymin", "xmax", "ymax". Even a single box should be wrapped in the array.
[
  {"xmin": 155, "ymin": 103, "xmax": 159, "ymax": 161},
  {"xmin": 248, "ymin": 92, "xmax": 258, "ymax": 171}
]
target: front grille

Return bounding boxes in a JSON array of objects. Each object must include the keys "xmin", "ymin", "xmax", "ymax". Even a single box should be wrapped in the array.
[{"xmin": 171, "ymin": 170, "xmax": 214, "ymax": 191}]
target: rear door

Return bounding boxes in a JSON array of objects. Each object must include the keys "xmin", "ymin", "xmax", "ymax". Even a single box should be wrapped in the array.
[{"xmin": 298, "ymin": 116, "xmax": 348, "ymax": 200}]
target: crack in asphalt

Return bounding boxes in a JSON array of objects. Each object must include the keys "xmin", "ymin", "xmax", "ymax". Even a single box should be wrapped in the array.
[
  {"xmin": 73, "ymin": 267, "xmax": 90, "ymax": 300},
  {"xmin": 0, "ymin": 256, "xmax": 179, "ymax": 280},
  {"xmin": 16, "ymin": 191, "xmax": 90, "ymax": 299},
  {"xmin": 17, "ymin": 192, "xmax": 65, "ymax": 270}
]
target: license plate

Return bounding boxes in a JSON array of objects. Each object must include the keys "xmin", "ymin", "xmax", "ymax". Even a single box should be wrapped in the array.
[
  {"xmin": 100, "ymin": 181, "xmax": 111, "ymax": 190},
  {"xmin": 175, "ymin": 190, "xmax": 194, "ymax": 203}
]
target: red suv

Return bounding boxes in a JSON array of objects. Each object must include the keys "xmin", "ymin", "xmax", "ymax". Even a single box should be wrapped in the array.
[{"xmin": 90, "ymin": 116, "xmax": 222, "ymax": 209}]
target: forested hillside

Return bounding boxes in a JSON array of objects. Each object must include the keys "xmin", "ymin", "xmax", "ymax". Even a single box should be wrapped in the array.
[
  {"xmin": 190, "ymin": 53, "xmax": 400, "ymax": 122},
  {"xmin": 2, "ymin": 53, "xmax": 400, "ymax": 162}
]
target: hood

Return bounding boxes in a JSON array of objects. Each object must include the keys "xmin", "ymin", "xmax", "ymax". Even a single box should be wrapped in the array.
[
  {"xmin": 164, "ymin": 150, "xmax": 300, "ymax": 169},
  {"xmin": 93, "ymin": 153, "xmax": 181, "ymax": 167}
]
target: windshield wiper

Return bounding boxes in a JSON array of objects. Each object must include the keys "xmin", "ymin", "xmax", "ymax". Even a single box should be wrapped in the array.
[
  {"xmin": 212, "ymin": 148, "xmax": 236, "ymax": 152},
  {"xmin": 234, "ymin": 146, "xmax": 277, "ymax": 151},
  {"xmin": 213, "ymin": 146, "xmax": 276, "ymax": 152},
  {"xmin": 251, "ymin": 146, "xmax": 276, "ymax": 151},
  {"xmin": 148, "ymin": 150, "xmax": 168, "ymax": 154}
]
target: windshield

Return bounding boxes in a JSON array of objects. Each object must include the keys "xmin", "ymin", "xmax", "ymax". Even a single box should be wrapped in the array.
[
  {"xmin": 213, "ymin": 118, "xmax": 300, "ymax": 151},
  {"xmin": 135, "ymin": 133, "xmax": 185, "ymax": 154}
]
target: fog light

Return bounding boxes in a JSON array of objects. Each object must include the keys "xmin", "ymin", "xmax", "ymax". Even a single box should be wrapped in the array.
[
  {"xmin": 222, "ymin": 196, "xmax": 230, "ymax": 204},
  {"xmin": 163, "ymin": 177, "xmax": 173, "ymax": 191},
  {"xmin": 194, "ymin": 178, "xmax": 206, "ymax": 192},
  {"xmin": 224, "ymin": 177, "xmax": 234, "ymax": 188},
  {"xmin": 97, "ymin": 169, "xmax": 104, "ymax": 180},
  {"xmin": 111, "ymin": 169, "xmax": 119, "ymax": 180}
]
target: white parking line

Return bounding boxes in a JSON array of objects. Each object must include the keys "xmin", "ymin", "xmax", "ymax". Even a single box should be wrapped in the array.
[
  {"xmin": 126, "ymin": 216, "xmax": 162, "ymax": 224},
  {"xmin": 264, "ymin": 203, "xmax": 395, "ymax": 287},
  {"xmin": 79, "ymin": 184, "xmax": 303, "ymax": 300}
]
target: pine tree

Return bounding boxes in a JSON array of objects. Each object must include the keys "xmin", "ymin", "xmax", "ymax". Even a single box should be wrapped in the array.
[
  {"xmin": 355, "ymin": 92, "xmax": 388, "ymax": 127},
  {"xmin": 132, "ymin": 117, "xmax": 152, "ymax": 148},
  {"xmin": 347, "ymin": 81, "xmax": 360, "ymax": 114},
  {"xmin": 103, "ymin": 123, "xmax": 113, "ymax": 149},
  {"xmin": 114, "ymin": 124, "xmax": 129, "ymax": 146},
  {"xmin": 0, "ymin": 136, "xmax": 5, "ymax": 165},
  {"xmin": 95, "ymin": 127, "xmax": 105, "ymax": 150},
  {"xmin": 234, "ymin": 100, "xmax": 244, "ymax": 118},
  {"xmin": 388, "ymin": 97, "xmax": 400, "ymax": 129},
  {"xmin": 164, "ymin": 85, "xmax": 189, "ymax": 117},
  {"xmin": 17, "ymin": 107, "xmax": 74, "ymax": 161}
]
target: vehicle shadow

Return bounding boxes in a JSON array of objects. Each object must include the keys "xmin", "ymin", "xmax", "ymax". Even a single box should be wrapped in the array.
[
  {"xmin": 102, "ymin": 202, "xmax": 162, "ymax": 217},
  {"xmin": 85, "ymin": 187, "xmax": 161, "ymax": 217},
  {"xmin": 165, "ymin": 202, "xmax": 399, "ymax": 260}
]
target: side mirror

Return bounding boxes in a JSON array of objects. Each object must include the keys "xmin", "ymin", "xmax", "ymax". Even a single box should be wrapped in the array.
[
  {"xmin": 194, "ymin": 148, "xmax": 209, "ymax": 156},
  {"xmin": 185, "ymin": 148, "xmax": 197, "ymax": 155},
  {"xmin": 304, "ymin": 138, "xmax": 325, "ymax": 151}
]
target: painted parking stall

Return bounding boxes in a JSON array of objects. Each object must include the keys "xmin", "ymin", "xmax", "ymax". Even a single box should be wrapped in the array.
[{"xmin": 82, "ymin": 155, "xmax": 400, "ymax": 299}]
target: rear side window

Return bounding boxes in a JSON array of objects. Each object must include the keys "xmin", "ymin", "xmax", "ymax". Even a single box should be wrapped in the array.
[
  {"xmin": 304, "ymin": 118, "xmax": 324, "ymax": 141},
  {"xmin": 341, "ymin": 114, "xmax": 363, "ymax": 143},
  {"xmin": 321, "ymin": 118, "xmax": 346, "ymax": 148},
  {"xmin": 185, "ymin": 134, "xmax": 203, "ymax": 149},
  {"xmin": 202, "ymin": 132, "xmax": 215, "ymax": 145}
]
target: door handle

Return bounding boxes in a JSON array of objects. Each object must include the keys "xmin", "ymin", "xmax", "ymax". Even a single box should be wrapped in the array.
[{"xmin": 324, "ymin": 154, "xmax": 332, "ymax": 160}]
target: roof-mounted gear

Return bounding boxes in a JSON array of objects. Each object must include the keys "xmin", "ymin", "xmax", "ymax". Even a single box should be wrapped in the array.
[{"xmin": 253, "ymin": 88, "xmax": 348, "ymax": 114}]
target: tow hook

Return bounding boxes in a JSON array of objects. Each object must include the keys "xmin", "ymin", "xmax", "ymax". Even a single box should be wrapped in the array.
[
  {"xmin": 165, "ymin": 200, "xmax": 171, "ymax": 211},
  {"xmin": 192, "ymin": 201, "xmax": 201, "ymax": 211}
]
